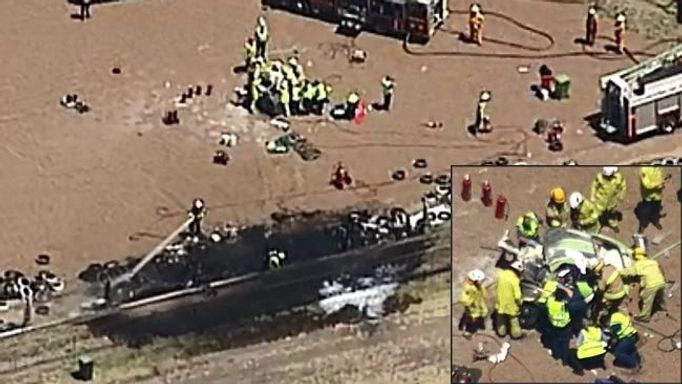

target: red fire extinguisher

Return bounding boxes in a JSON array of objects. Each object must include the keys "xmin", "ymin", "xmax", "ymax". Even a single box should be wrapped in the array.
[
  {"xmin": 481, "ymin": 180, "xmax": 492, "ymax": 207},
  {"xmin": 461, "ymin": 174, "xmax": 472, "ymax": 202},
  {"xmin": 495, "ymin": 195, "xmax": 508, "ymax": 220}
]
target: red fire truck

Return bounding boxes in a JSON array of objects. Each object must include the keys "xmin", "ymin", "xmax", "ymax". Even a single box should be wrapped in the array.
[{"xmin": 263, "ymin": 0, "xmax": 448, "ymax": 43}]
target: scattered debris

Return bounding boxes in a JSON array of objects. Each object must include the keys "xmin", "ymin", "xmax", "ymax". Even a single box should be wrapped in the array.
[
  {"xmin": 270, "ymin": 117, "xmax": 291, "ymax": 131},
  {"xmin": 213, "ymin": 150, "xmax": 230, "ymax": 165},
  {"xmin": 162, "ymin": 110, "xmax": 180, "ymax": 125},
  {"xmin": 424, "ymin": 121, "xmax": 443, "ymax": 129},
  {"xmin": 487, "ymin": 342, "xmax": 511, "ymax": 364},
  {"xmin": 349, "ymin": 49, "xmax": 367, "ymax": 64},
  {"xmin": 111, "ymin": 67, "xmax": 121, "ymax": 75},
  {"xmin": 219, "ymin": 132, "xmax": 238, "ymax": 147},
  {"xmin": 517, "ymin": 65, "xmax": 530, "ymax": 73},
  {"xmin": 60, "ymin": 94, "xmax": 90, "ymax": 114}
]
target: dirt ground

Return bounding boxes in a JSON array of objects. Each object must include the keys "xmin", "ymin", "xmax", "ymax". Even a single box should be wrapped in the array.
[
  {"xmin": 2, "ymin": 0, "xmax": 682, "ymax": 278},
  {"xmin": 451, "ymin": 166, "xmax": 682, "ymax": 383}
]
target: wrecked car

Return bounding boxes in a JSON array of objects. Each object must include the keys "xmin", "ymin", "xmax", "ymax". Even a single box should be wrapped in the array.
[{"xmin": 496, "ymin": 228, "xmax": 636, "ymax": 328}]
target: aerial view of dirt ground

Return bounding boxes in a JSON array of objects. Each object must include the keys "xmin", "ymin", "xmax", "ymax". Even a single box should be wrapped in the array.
[
  {"xmin": 2, "ymin": 0, "xmax": 682, "ymax": 383},
  {"xmin": 451, "ymin": 165, "xmax": 682, "ymax": 383}
]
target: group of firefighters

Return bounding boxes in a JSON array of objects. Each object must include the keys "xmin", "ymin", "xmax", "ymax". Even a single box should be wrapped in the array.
[
  {"xmin": 459, "ymin": 167, "xmax": 670, "ymax": 375},
  {"xmin": 241, "ymin": 16, "xmax": 396, "ymax": 120},
  {"xmin": 467, "ymin": 4, "xmax": 627, "ymax": 54}
]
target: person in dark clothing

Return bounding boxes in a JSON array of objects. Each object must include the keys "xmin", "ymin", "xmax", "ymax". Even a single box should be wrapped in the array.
[
  {"xmin": 188, "ymin": 198, "xmax": 206, "ymax": 237},
  {"xmin": 80, "ymin": 0, "xmax": 92, "ymax": 21}
]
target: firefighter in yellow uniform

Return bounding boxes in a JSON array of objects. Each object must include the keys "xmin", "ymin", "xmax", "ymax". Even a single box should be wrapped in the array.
[
  {"xmin": 620, "ymin": 247, "xmax": 667, "ymax": 322},
  {"xmin": 243, "ymin": 37, "xmax": 256, "ymax": 69},
  {"xmin": 639, "ymin": 166, "xmax": 666, "ymax": 232},
  {"xmin": 469, "ymin": 4, "xmax": 485, "ymax": 46},
  {"xmin": 278, "ymin": 79, "xmax": 291, "ymax": 117},
  {"xmin": 459, "ymin": 269, "xmax": 488, "ymax": 337},
  {"xmin": 590, "ymin": 166, "xmax": 626, "ymax": 231},
  {"xmin": 572, "ymin": 325, "xmax": 607, "ymax": 374},
  {"xmin": 494, "ymin": 261, "xmax": 524, "ymax": 339},
  {"xmin": 590, "ymin": 260, "xmax": 627, "ymax": 319},
  {"xmin": 569, "ymin": 192, "xmax": 600, "ymax": 233},
  {"xmin": 614, "ymin": 13, "xmax": 626, "ymax": 54},
  {"xmin": 254, "ymin": 16, "xmax": 269, "ymax": 59},
  {"xmin": 546, "ymin": 187, "xmax": 569, "ymax": 228}
]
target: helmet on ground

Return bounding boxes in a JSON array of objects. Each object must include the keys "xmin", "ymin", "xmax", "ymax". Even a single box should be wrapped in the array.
[
  {"xmin": 616, "ymin": 13, "xmax": 626, "ymax": 23},
  {"xmin": 569, "ymin": 192, "xmax": 583, "ymax": 209},
  {"xmin": 468, "ymin": 269, "xmax": 485, "ymax": 282},
  {"xmin": 480, "ymin": 91, "xmax": 491, "ymax": 102},
  {"xmin": 510, "ymin": 260, "xmax": 524, "ymax": 272},
  {"xmin": 550, "ymin": 187, "xmax": 566, "ymax": 204},
  {"xmin": 602, "ymin": 166, "xmax": 619, "ymax": 176},
  {"xmin": 588, "ymin": 6, "xmax": 596, "ymax": 16},
  {"xmin": 470, "ymin": 3, "xmax": 480, "ymax": 13},
  {"xmin": 633, "ymin": 247, "xmax": 646, "ymax": 259},
  {"xmin": 193, "ymin": 198, "xmax": 204, "ymax": 209}
]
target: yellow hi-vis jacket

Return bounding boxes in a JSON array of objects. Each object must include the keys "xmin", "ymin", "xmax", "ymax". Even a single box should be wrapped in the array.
[
  {"xmin": 621, "ymin": 258, "xmax": 665, "ymax": 290},
  {"xmin": 590, "ymin": 173, "xmax": 626, "ymax": 211},
  {"xmin": 576, "ymin": 326, "xmax": 607, "ymax": 359},
  {"xmin": 459, "ymin": 281, "xmax": 488, "ymax": 319},
  {"xmin": 609, "ymin": 312, "xmax": 637, "ymax": 340},
  {"xmin": 495, "ymin": 269, "xmax": 522, "ymax": 316},
  {"xmin": 547, "ymin": 296, "xmax": 570, "ymax": 328},
  {"xmin": 572, "ymin": 198, "xmax": 600, "ymax": 229},
  {"xmin": 537, "ymin": 279, "xmax": 558, "ymax": 304},
  {"xmin": 639, "ymin": 167, "xmax": 665, "ymax": 202}
]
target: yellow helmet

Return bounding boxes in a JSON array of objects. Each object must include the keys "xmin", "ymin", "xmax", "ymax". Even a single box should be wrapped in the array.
[
  {"xmin": 633, "ymin": 247, "xmax": 646, "ymax": 259},
  {"xmin": 550, "ymin": 187, "xmax": 566, "ymax": 204}
]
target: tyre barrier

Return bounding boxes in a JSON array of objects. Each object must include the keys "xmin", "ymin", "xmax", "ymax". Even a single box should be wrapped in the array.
[
  {"xmin": 35, "ymin": 254, "xmax": 50, "ymax": 266},
  {"xmin": 391, "ymin": 169, "xmax": 407, "ymax": 181},
  {"xmin": 35, "ymin": 305, "xmax": 50, "ymax": 316},
  {"xmin": 412, "ymin": 158, "xmax": 428, "ymax": 169},
  {"xmin": 419, "ymin": 173, "xmax": 434, "ymax": 184},
  {"xmin": 435, "ymin": 174, "xmax": 451, "ymax": 186}
]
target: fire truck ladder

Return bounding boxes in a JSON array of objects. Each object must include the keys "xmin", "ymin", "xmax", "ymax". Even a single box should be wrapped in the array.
[{"xmin": 616, "ymin": 43, "xmax": 682, "ymax": 84}]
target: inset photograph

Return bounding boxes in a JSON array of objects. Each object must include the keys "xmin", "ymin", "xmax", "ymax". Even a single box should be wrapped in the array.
[{"xmin": 451, "ymin": 166, "xmax": 681, "ymax": 383}]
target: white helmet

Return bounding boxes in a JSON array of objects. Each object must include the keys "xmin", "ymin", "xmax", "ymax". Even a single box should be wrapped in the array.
[
  {"xmin": 510, "ymin": 260, "xmax": 524, "ymax": 272},
  {"xmin": 588, "ymin": 7, "xmax": 596, "ymax": 16},
  {"xmin": 557, "ymin": 268, "xmax": 570, "ymax": 278},
  {"xmin": 257, "ymin": 16, "xmax": 266, "ymax": 25},
  {"xmin": 616, "ymin": 13, "xmax": 625, "ymax": 23},
  {"xmin": 193, "ymin": 198, "xmax": 204, "ymax": 209},
  {"xmin": 602, "ymin": 166, "xmax": 618, "ymax": 176},
  {"xmin": 569, "ymin": 192, "xmax": 583, "ymax": 209},
  {"xmin": 468, "ymin": 269, "xmax": 485, "ymax": 282},
  {"xmin": 480, "ymin": 91, "xmax": 491, "ymax": 102},
  {"xmin": 470, "ymin": 3, "xmax": 480, "ymax": 13}
]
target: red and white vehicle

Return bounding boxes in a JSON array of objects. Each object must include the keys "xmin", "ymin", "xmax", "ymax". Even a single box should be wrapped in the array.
[{"xmin": 599, "ymin": 44, "xmax": 682, "ymax": 142}]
